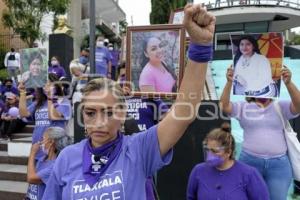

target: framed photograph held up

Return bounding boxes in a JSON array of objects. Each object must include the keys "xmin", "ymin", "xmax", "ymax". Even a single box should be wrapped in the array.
[
  {"xmin": 126, "ymin": 24, "xmax": 185, "ymax": 98},
  {"xmin": 20, "ymin": 48, "xmax": 48, "ymax": 89},
  {"xmin": 230, "ymin": 32, "xmax": 283, "ymax": 98}
]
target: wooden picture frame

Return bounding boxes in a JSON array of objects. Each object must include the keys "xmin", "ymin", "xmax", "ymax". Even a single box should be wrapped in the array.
[
  {"xmin": 126, "ymin": 24, "xmax": 185, "ymax": 98},
  {"xmin": 169, "ymin": 8, "xmax": 190, "ymax": 39}
]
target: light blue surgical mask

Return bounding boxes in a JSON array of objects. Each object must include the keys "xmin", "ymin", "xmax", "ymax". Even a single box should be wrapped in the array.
[{"xmin": 40, "ymin": 143, "xmax": 49, "ymax": 155}]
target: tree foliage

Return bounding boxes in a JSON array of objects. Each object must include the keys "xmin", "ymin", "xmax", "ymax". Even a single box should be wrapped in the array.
[
  {"xmin": 2, "ymin": 0, "xmax": 70, "ymax": 47},
  {"xmin": 150, "ymin": 0, "xmax": 187, "ymax": 24},
  {"xmin": 291, "ymin": 34, "xmax": 300, "ymax": 45}
]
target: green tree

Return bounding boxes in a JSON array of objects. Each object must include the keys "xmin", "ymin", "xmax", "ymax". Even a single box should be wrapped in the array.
[
  {"xmin": 2, "ymin": 0, "xmax": 70, "ymax": 47},
  {"xmin": 150, "ymin": 0, "xmax": 187, "ymax": 24},
  {"xmin": 291, "ymin": 34, "xmax": 300, "ymax": 45}
]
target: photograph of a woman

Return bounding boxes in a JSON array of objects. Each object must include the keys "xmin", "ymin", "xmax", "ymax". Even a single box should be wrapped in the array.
[
  {"xmin": 20, "ymin": 48, "xmax": 48, "ymax": 89},
  {"xmin": 139, "ymin": 36, "xmax": 177, "ymax": 93},
  {"xmin": 230, "ymin": 34, "xmax": 282, "ymax": 98},
  {"xmin": 127, "ymin": 25, "xmax": 184, "ymax": 96}
]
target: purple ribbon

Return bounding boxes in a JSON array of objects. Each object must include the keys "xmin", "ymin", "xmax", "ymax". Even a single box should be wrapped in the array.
[
  {"xmin": 82, "ymin": 133, "xmax": 123, "ymax": 186},
  {"xmin": 188, "ymin": 43, "xmax": 213, "ymax": 63}
]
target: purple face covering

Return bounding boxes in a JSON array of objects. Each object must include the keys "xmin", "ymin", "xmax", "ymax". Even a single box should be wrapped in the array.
[
  {"xmin": 205, "ymin": 151, "xmax": 225, "ymax": 167},
  {"xmin": 82, "ymin": 133, "xmax": 123, "ymax": 186}
]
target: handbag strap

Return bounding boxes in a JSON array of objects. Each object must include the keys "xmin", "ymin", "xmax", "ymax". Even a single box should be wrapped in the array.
[{"xmin": 273, "ymin": 101, "xmax": 293, "ymax": 131}]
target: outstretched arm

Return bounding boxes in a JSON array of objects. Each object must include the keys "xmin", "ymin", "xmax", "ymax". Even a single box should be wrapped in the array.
[
  {"xmin": 157, "ymin": 3, "xmax": 216, "ymax": 156},
  {"xmin": 282, "ymin": 67, "xmax": 300, "ymax": 114}
]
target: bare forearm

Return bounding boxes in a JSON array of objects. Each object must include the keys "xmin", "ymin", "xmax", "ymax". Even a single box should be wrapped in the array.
[
  {"xmin": 27, "ymin": 154, "xmax": 41, "ymax": 184},
  {"xmin": 286, "ymin": 81, "xmax": 300, "ymax": 112},
  {"xmin": 173, "ymin": 60, "xmax": 207, "ymax": 124},
  {"xmin": 19, "ymin": 93, "xmax": 30, "ymax": 117},
  {"xmin": 47, "ymin": 100, "xmax": 63, "ymax": 120},
  {"xmin": 219, "ymin": 81, "xmax": 232, "ymax": 113},
  {"xmin": 158, "ymin": 60, "xmax": 208, "ymax": 155}
]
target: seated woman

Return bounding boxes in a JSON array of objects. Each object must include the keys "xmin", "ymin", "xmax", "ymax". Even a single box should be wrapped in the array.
[
  {"xmin": 25, "ymin": 127, "xmax": 72, "ymax": 200},
  {"xmin": 187, "ymin": 123, "xmax": 269, "ymax": 200},
  {"xmin": 0, "ymin": 92, "xmax": 27, "ymax": 140}
]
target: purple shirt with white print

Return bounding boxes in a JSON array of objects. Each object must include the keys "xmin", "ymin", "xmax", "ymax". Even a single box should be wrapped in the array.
[
  {"xmin": 28, "ymin": 98, "xmax": 71, "ymax": 159},
  {"xmin": 230, "ymin": 100, "xmax": 299, "ymax": 158},
  {"xmin": 42, "ymin": 125, "xmax": 173, "ymax": 200},
  {"xmin": 26, "ymin": 157, "xmax": 55, "ymax": 200}
]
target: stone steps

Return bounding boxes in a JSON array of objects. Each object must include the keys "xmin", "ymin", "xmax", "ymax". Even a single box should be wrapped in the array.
[
  {"xmin": 0, "ymin": 125, "xmax": 33, "ymax": 199},
  {"xmin": 0, "ymin": 163, "xmax": 27, "ymax": 182},
  {"xmin": 0, "ymin": 180, "xmax": 28, "ymax": 200},
  {"xmin": 0, "ymin": 151, "xmax": 28, "ymax": 165}
]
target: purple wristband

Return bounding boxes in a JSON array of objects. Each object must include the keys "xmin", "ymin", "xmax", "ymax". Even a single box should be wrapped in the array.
[{"xmin": 188, "ymin": 43, "xmax": 213, "ymax": 63}]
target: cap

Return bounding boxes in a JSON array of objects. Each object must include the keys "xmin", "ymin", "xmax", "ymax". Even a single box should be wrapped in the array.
[{"xmin": 104, "ymin": 38, "xmax": 109, "ymax": 43}]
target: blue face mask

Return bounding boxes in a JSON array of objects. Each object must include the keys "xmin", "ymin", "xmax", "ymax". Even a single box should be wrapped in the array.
[
  {"xmin": 79, "ymin": 56, "xmax": 89, "ymax": 65},
  {"xmin": 205, "ymin": 151, "xmax": 225, "ymax": 167}
]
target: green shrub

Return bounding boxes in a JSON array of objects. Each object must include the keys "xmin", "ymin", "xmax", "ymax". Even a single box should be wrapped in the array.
[{"xmin": 0, "ymin": 68, "xmax": 8, "ymax": 81}]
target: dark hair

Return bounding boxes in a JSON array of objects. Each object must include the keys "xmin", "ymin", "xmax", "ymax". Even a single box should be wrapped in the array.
[
  {"xmin": 51, "ymin": 56, "xmax": 60, "ymax": 62},
  {"xmin": 117, "ymin": 62, "xmax": 126, "ymax": 75},
  {"xmin": 203, "ymin": 123, "xmax": 236, "ymax": 160},
  {"xmin": 233, "ymin": 35, "xmax": 261, "ymax": 67},
  {"xmin": 11, "ymin": 48, "xmax": 15, "ymax": 52},
  {"xmin": 4, "ymin": 78, "xmax": 13, "ymax": 84},
  {"xmin": 141, "ymin": 36, "xmax": 177, "ymax": 91},
  {"xmin": 29, "ymin": 51, "xmax": 43, "ymax": 66},
  {"xmin": 245, "ymin": 97, "xmax": 256, "ymax": 103},
  {"xmin": 48, "ymin": 73, "xmax": 64, "ymax": 96},
  {"xmin": 35, "ymin": 88, "xmax": 47, "ymax": 109}
]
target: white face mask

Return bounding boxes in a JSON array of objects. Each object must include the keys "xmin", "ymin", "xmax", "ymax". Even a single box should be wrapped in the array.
[
  {"xmin": 40, "ymin": 143, "xmax": 48, "ymax": 155},
  {"xmin": 108, "ymin": 47, "xmax": 113, "ymax": 51},
  {"xmin": 96, "ymin": 41, "xmax": 104, "ymax": 47},
  {"xmin": 51, "ymin": 60, "xmax": 58, "ymax": 66}
]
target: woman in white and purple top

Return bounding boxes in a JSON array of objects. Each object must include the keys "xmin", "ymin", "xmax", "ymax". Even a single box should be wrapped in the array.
[
  {"xmin": 25, "ymin": 127, "xmax": 72, "ymax": 200},
  {"xmin": 220, "ymin": 67, "xmax": 300, "ymax": 200},
  {"xmin": 187, "ymin": 123, "xmax": 269, "ymax": 200},
  {"xmin": 42, "ymin": 4, "xmax": 216, "ymax": 199}
]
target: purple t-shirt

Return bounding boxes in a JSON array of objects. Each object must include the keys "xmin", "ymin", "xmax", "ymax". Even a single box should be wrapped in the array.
[
  {"xmin": 230, "ymin": 100, "xmax": 299, "ymax": 158},
  {"xmin": 26, "ymin": 157, "xmax": 55, "ymax": 200},
  {"xmin": 95, "ymin": 47, "xmax": 112, "ymax": 76},
  {"xmin": 28, "ymin": 98, "xmax": 71, "ymax": 159},
  {"xmin": 109, "ymin": 50, "xmax": 119, "ymax": 67},
  {"xmin": 187, "ymin": 161, "xmax": 269, "ymax": 200},
  {"xmin": 139, "ymin": 63, "xmax": 175, "ymax": 93},
  {"xmin": 42, "ymin": 125, "xmax": 173, "ymax": 200},
  {"xmin": 48, "ymin": 65, "xmax": 66, "ymax": 79},
  {"xmin": 126, "ymin": 98, "xmax": 170, "ymax": 131}
]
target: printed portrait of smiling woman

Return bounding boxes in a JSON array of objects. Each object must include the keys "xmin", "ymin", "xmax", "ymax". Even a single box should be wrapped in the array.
[
  {"xmin": 139, "ymin": 36, "xmax": 177, "ymax": 93},
  {"xmin": 232, "ymin": 35, "xmax": 278, "ymax": 97}
]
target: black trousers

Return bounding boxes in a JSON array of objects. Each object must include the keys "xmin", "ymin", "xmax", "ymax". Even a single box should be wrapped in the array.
[{"xmin": 0, "ymin": 119, "xmax": 27, "ymax": 139}]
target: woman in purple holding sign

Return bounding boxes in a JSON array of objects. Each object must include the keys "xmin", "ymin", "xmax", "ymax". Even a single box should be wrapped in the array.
[
  {"xmin": 19, "ymin": 74, "xmax": 71, "ymax": 160},
  {"xmin": 220, "ymin": 67, "xmax": 300, "ymax": 200},
  {"xmin": 25, "ymin": 127, "xmax": 72, "ymax": 200},
  {"xmin": 42, "ymin": 4, "xmax": 215, "ymax": 199}
]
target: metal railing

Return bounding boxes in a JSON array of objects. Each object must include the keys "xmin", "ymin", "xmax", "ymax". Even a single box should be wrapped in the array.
[{"xmin": 207, "ymin": 0, "xmax": 300, "ymax": 10}]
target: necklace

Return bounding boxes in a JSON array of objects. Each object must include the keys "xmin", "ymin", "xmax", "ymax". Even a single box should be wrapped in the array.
[{"xmin": 241, "ymin": 56, "xmax": 251, "ymax": 68}]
